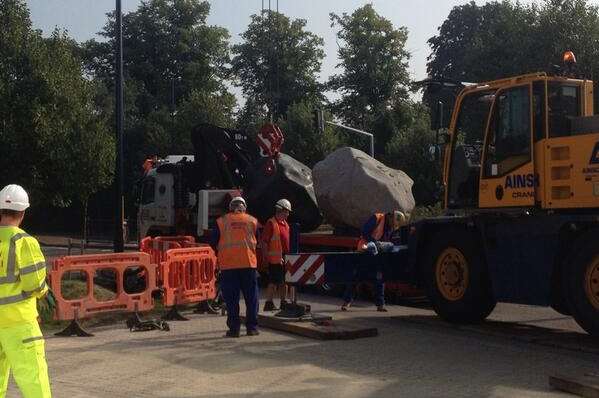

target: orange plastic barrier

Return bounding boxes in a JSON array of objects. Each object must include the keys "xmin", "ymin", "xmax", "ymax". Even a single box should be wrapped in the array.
[
  {"xmin": 161, "ymin": 247, "xmax": 217, "ymax": 308},
  {"xmin": 50, "ymin": 252, "xmax": 156, "ymax": 321},
  {"xmin": 140, "ymin": 238, "xmax": 181, "ymax": 284},
  {"xmin": 139, "ymin": 236, "xmax": 204, "ymax": 284}
]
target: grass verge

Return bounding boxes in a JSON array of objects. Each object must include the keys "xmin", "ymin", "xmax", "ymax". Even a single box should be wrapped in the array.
[{"xmin": 38, "ymin": 280, "xmax": 167, "ymax": 333}]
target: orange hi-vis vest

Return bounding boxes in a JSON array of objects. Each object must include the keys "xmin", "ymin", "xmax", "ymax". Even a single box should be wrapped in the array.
[
  {"xmin": 265, "ymin": 217, "xmax": 286, "ymax": 264},
  {"xmin": 356, "ymin": 213, "xmax": 385, "ymax": 251},
  {"xmin": 216, "ymin": 212, "xmax": 258, "ymax": 270}
]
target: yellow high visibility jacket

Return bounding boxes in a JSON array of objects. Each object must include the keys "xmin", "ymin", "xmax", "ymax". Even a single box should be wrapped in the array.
[{"xmin": 0, "ymin": 226, "xmax": 48, "ymax": 327}]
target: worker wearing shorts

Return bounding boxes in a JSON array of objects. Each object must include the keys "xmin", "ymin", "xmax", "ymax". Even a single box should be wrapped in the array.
[{"xmin": 262, "ymin": 199, "xmax": 291, "ymax": 312}]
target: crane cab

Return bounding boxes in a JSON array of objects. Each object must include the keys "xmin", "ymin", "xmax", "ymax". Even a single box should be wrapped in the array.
[{"xmin": 443, "ymin": 72, "xmax": 599, "ymax": 211}]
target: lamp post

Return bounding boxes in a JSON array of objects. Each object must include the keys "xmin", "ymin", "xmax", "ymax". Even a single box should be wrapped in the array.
[
  {"xmin": 313, "ymin": 109, "xmax": 375, "ymax": 158},
  {"xmin": 114, "ymin": 0, "xmax": 125, "ymax": 252}
]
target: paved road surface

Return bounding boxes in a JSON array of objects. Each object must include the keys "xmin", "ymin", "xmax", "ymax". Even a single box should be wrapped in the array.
[{"xmin": 7, "ymin": 288, "xmax": 597, "ymax": 398}]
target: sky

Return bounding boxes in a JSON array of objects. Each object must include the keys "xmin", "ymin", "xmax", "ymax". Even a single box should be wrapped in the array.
[{"xmin": 25, "ymin": 0, "xmax": 538, "ymax": 102}]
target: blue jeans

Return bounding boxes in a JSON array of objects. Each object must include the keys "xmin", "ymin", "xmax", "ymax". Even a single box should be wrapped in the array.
[
  {"xmin": 343, "ymin": 280, "xmax": 385, "ymax": 307},
  {"xmin": 220, "ymin": 268, "xmax": 259, "ymax": 332}
]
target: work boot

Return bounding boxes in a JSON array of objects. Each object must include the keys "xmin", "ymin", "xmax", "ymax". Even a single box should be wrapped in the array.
[
  {"xmin": 376, "ymin": 305, "xmax": 388, "ymax": 312},
  {"xmin": 279, "ymin": 299, "xmax": 288, "ymax": 310},
  {"xmin": 263, "ymin": 300, "xmax": 277, "ymax": 312},
  {"xmin": 225, "ymin": 330, "xmax": 240, "ymax": 338},
  {"xmin": 341, "ymin": 302, "xmax": 351, "ymax": 311},
  {"xmin": 247, "ymin": 329, "xmax": 260, "ymax": 336}
]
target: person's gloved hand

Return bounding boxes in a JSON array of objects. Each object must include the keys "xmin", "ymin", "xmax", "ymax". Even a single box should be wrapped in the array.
[
  {"xmin": 46, "ymin": 288, "xmax": 57, "ymax": 310},
  {"xmin": 376, "ymin": 241, "xmax": 394, "ymax": 253},
  {"xmin": 366, "ymin": 241, "xmax": 378, "ymax": 255},
  {"xmin": 37, "ymin": 288, "xmax": 57, "ymax": 321}
]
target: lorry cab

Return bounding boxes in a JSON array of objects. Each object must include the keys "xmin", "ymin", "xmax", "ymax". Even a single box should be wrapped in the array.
[
  {"xmin": 136, "ymin": 155, "xmax": 241, "ymax": 241},
  {"xmin": 443, "ymin": 69, "xmax": 599, "ymax": 212},
  {"xmin": 137, "ymin": 167, "xmax": 176, "ymax": 238},
  {"xmin": 137, "ymin": 155, "xmax": 195, "ymax": 239}
]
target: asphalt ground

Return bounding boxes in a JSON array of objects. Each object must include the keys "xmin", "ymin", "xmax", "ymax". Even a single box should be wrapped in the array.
[
  {"xmin": 6, "ymin": 288, "xmax": 598, "ymax": 398},
  {"xmin": 23, "ymin": 245, "xmax": 597, "ymax": 397}
]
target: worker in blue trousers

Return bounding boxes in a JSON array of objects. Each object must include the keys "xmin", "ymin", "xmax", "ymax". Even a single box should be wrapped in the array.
[
  {"xmin": 211, "ymin": 197, "xmax": 260, "ymax": 338},
  {"xmin": 341, "ymin": 211, "xmax": 407, "ymax": 312}
]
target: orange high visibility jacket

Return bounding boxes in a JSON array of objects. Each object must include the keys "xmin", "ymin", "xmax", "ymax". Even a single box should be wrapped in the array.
[
  {"xmin": 264, "ymin": 217, "xmax": 289, "ymax": 264},
  {"xmin": 356, "ymin": 213, "xmax": 385, "ymax": 251},
  {"xmin": 216, "ymin": 212, "xmax": 258, "ymax": 269}
]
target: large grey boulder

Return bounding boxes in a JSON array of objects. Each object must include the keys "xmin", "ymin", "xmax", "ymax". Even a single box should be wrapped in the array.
[{"xmin": 313, "ymin": 147, "xmax": 415, "ymax": 229}]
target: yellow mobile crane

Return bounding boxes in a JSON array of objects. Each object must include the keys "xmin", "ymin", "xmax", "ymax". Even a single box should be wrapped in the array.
[
  {"xmin": 409, "ymin": 51, "xmax": 599, "ymax": 335},
  {"xmin": 255, "ymin": 52, "xmax": 598, "ymax": 336}
]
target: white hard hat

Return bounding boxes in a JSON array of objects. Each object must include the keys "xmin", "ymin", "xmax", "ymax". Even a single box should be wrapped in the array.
[
  {"xmin": 392, "ymin": 210, "xmax": 407, "ymax": 229},
  {"xmin": 275, "ymin": 198, "xmax": 292, "ymax": 212},
  {"xmin": 229, "ymin": 196, "xmax": 247, "ymax": 211},
  {"xmin": 0, "ymin": 184, "xmax": 30, "ymax": 211}
]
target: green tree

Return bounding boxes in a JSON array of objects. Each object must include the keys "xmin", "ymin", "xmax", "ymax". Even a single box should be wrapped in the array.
[
  {"xmin": 425, "ymin": 0, "xmax": 599, "ymax": 124},
  {"xmin": 83, "ymin": 0, "xmax": 230, "ymax": 111},
  {"xmin": 174, "ymin": 89, "xmax": 237, "ymax": 152},
  {"xmin": 277, "ymin": 102, "xmax": 342, "ymax": 167},
  {"xmin": 384, "ymin": 103, "xmax": 440, "ymax": 205},
  {"xmin": 232, "ymin": 11, "xmax": 325, "ymax": 120},
  {"xmin": 82, "ymin": 0, "xmax": 235, "ymax": 209},
  {"xmin": 427, "ymin": 1, "xmax": 538, "ymax": 82},
  {"xmin": 533, "ymin": 0, "xmax": 599, "ymax": 81},
  {"xmin": 235, "ymin": 98, "xmax": 268, "ymax": 135},
  {"xmin": 0, "ymin": 0, "xmax": 114, "ymax": 208},
  {"xmin": 328, "ymin": 4, "xmax": 411, "ymax": 155},
  {"xmin": 427, "ymin": 0, "xmax": 599, "ymax": 82}
]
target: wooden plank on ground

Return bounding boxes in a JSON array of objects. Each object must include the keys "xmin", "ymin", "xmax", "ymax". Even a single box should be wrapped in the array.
[
  {"xmin": 243, "ymin": 314, "xmax": 378, "ymax": 340},
  {"xmin": 549, "ymin": 373, "xmax": 599, "ymax": 398}
]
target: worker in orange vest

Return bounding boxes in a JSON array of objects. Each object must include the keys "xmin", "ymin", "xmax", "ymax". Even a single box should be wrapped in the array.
[
  {"xmin": 342, "ymin": 211, "xmax": 407, "ymax": 312},
  {"xmin": 211, "ymin": 197, "xmax": 260, "ymax": 337},
  {"xmin": 262, "ymin": 199, "xmax": 292, "ymax": 312}
]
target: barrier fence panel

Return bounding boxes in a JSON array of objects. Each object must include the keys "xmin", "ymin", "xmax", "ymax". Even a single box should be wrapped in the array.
[
  {"xmin": 161, "ymin": 247, "xmax": 217, "ymax": 320},
  {"xmin": 140, "ymin": 238, "xmax": 182, "ymax": 285},
  {"xmin": 50, "ymin": 252, "xmax": 156, "ymax": 336}
]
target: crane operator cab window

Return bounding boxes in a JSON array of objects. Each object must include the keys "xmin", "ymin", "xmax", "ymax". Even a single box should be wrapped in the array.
[
  {"xmin": 483, "ymin": 85, "xmax": 531, "ymax": 178},
  {"xmin": 447, "ymin": 89, "xmax": 495, "ymax": 208},
  {"xmin": 548, "ymin": 82, "xmax": 580, "ymax": 137}
]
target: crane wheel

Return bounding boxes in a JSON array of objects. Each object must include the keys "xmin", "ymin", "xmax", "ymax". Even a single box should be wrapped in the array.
[
  {"xmin": 563, "ymin": 231, "xmax": 599, "ymax": 336},
  {"xmin": 424, "ymin": 228, "xmax": 496, "ymax": 324}
]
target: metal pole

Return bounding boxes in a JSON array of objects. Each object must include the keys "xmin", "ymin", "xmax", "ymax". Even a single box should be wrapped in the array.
[
  {"xmin": 114, "ymin": 0, "xmax": 125, "ymax": 253},
  {"xmin": 325, "ymin": 121, "xmax": 375, "ymax": 158},
  {"xmin": 170, "ymin": 78, "xmax": 175, "ymax": 151}
]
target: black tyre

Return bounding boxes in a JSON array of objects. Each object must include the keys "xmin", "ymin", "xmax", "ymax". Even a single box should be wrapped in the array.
[
  {"xmin": 550, "ymin": 299, "xmax": 571, "ymax": 316},
  {"xmin": 424, "ymin": 228, "xmax": 496, "ymax": 324},
  {"xmin": 550, "ymin": 279, "xmax": 571, "ymax": 316},
  {"xmin": 563, "ymin": 231, "xmax": 599, "ymax": 336}
]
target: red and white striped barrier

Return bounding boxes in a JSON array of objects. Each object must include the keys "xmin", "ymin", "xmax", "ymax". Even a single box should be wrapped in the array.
[{"xmin": 285, "ymin": 254, "xmax": 325, "ymax": 285}]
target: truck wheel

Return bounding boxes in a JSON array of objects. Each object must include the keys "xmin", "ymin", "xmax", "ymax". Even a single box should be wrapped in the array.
[
  {"xmin": 425, "ymin": 229, "xmax": 496, "ymax": 324},
  {"xmin": 563, "ymin": 232, "xmax": 599, "ymax": 336},
  {"xmin": 550, "ymin": 269, "xmax": 571, "ymax": 316},
  {"xmin": 550, "ymin": 299, "xmax": 571, "ymax": 316}
]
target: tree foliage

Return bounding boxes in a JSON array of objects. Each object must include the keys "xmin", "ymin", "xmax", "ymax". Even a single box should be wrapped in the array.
[
  {"xmin": 427, "ymin": 0, "xmax": 599, "ymax": 83},
  {"xmin": 82, "ymin": 0, "xmax": 235, "ymax": 207},
  {"xmin": 383, "ymin": 103, "xmax": 440, "ymax": 205},
  {"xmin": 83, "ymin": 0, "xmax": 230, "ymax": 110},
  {"xmin": 277, "ymin": 102, "xmax": 342, "ymax": 167},
  {"xmin": 232, "ymin": 11, "xmax": 325, "ymax": 120},
  {"xmin": 328, "ymin": 4, "xmax": 411, "ymax": 155},
  {"xmin": 0, "ymin": 0, "xmax": 114, "ymax": 207}
]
